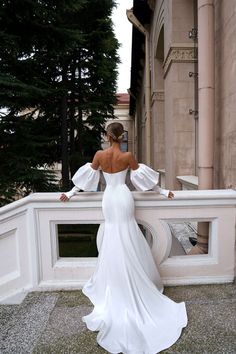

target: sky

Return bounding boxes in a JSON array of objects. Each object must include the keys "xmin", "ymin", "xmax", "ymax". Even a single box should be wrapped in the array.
[{"xmin": 112, "ymin": 0, "xmax": 133, "ymax": 93}]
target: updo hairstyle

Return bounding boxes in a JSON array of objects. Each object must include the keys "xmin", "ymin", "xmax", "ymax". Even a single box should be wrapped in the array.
[{"xmin": 106, "ymin": 122, "xmax": 124, "ymax": 142}]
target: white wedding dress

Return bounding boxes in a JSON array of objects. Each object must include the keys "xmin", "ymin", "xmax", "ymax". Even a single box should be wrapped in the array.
[{"xmin": 66, "ymin": 163, "xmax": 187, "ymax": 354}]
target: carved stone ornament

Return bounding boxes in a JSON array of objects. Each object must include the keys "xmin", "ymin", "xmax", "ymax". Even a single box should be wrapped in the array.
[
  {"xmin": 152, "ymin": 91, "xmax": 164, "ymax": 103},
  {"xmin": 147, "ymin": 0, "xmax": 155, "ymax": 11},
  {"xmin": 163, "ymin": 47, "xmax": 198, "ymax": 77}
]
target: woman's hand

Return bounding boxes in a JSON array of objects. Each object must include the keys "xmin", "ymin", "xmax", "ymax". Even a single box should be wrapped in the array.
[
  {"xmin": 60, "ymin": 193, "xmax": 69, "ymax": 202},
  {"xmin": 168, "ymin": 191, "xmax": 174, "ymax": 199}
]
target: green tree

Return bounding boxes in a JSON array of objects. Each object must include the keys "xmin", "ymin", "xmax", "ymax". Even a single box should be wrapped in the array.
[{"xmin": 0, "ymin": 0, "xmax": 119, "ymax": 205}]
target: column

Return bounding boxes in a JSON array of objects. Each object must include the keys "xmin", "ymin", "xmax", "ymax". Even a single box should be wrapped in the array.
[
  {"xmin": 198, "ymin": 0, "xmax": 215, "ymax": 189},
  {"xmin": 189, "ymin": 0, "xmax": 215, "ymax": 255}
]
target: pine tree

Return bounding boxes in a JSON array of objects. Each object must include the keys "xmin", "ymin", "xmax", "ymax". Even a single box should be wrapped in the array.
[{"xmin": 0, "ymin": 0, "xmax": 119, "ymax": 205}]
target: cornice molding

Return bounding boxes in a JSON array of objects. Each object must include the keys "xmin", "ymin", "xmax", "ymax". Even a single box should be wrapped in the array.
[
  {"xmin": 152, "ymin": 90, "xmax": 164, "ymax": 103},
  {"xmin": 163, "ymin": 45, "xmax": 198, "ymax": 77}
]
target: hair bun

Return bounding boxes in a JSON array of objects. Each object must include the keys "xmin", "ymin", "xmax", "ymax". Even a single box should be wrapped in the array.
[{"xmin": 106, "ymin": 122, "xmax": 124, "ymax": 142}]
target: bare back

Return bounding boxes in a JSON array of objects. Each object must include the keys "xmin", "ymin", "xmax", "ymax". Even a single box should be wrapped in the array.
[{"xmin": 91, "ymin": 146, "xmax": 139, "ymax": 173}]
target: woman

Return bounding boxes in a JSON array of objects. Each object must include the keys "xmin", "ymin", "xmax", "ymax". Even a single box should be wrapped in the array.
[{"xmin": 60, "ymin": 122, "xmax": 187, "ymax": 354}]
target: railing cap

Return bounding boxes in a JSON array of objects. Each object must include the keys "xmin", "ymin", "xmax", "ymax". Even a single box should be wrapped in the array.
[{"xmin": 0, "ymin": 189, "xmax": 236, "ymax": 217}]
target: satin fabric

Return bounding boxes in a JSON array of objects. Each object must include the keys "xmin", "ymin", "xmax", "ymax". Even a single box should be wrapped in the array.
[
  {"xmin": 130, "ymin": 163, "xmax": 160, "ymax": 191},
  {"xmin": 78, "ymin": 165, "xmax": 187, "ymax": 354},
  {"xmin": 72, "ymin": 162, "xmax": 100, "ymax": 191}
]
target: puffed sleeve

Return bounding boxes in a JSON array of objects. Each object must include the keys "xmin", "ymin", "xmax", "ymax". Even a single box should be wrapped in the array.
[
  {"xmin": 130, "ymin": 163, "xmax": 159, "ymax": 190},
  {"xmin": 130, "ymin": 163, "xmax": 170, "ymax": 197},
  {"xmin": 71, "ymin": 163, "xmax": 100, "ymax": 191}
]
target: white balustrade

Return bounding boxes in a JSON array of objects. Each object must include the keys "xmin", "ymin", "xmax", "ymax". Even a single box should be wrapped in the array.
[{"xmin": 0, "ymin": 189, "xmax": 235, "ymax": 304}]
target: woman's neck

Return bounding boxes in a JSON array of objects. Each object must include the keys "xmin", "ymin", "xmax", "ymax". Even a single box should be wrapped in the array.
[{"xmin": 110, "ymin": 141, "xmax": 121, "ymax": 149}]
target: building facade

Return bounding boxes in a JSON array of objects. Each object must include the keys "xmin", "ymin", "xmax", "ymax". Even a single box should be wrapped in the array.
[
  {"xmin": 102, "ymin": 93, "xmax": 134, "ymax": 153},
  {"xmin": 128, "ymin": 0, "xmax": 236, "ymax": 191}
]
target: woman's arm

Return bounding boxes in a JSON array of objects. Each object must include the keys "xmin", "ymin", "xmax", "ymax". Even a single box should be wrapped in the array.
[
  {"xmin": 127, "ymin": 152, "xmax": 139, "ymax": 170},
  {"xmin": 60, "ymin": 186, "xmax": 80, "ymax": 202},
  {"xmin": 91, "ymin": 150, "xmax": 101, "ymax": 170},
  {"xmin": 152, "ymin": 185, "xmax": 174, "ymax": 199},
  {"xmin": 60, "ymin": 151, "xmax": 101, "ymax": 202}
]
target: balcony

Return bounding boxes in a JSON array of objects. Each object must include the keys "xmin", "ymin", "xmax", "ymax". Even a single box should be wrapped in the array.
[{"xmin": 0, "ymin": 190, "xmax": 235, "ymax": 304}]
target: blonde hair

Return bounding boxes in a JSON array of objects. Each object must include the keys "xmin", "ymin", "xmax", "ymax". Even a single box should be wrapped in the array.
[{"xmin": 106, "ymin": 122, "xmax": 124, "ymax": 142}]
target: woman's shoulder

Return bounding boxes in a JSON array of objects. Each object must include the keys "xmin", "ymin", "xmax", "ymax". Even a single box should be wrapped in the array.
[
  {"xmin": 95, "ymin": 149, "xmax": 104, "ymax": 155},
  {"xmin": 119, "ymin": 151, "xmax": 134, "ymax": 163},
  {"xmin": 122, "ymin": 151, "xmax": 133, "ymax": 158},
  {"xmin": 93, "ymin": 149, "xmax": 105, "ymax": 159},
  {"xmin": 123, "ymin": 151, "xmax": 139, "ymax": 169}
]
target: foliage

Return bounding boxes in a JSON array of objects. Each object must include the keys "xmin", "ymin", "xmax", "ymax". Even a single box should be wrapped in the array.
[
  {"xmin": 0, "ymin": 0, "xmax": 119, "ymax": 204},
  {"xmin": 0, "ymin": 111, "xmax": 58, "ymax": 204}
]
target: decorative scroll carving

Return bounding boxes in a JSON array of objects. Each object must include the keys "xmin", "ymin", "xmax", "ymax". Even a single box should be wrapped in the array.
[{"xmin": 163, "ymin": 47, "xmax": 198, "ymax": 77}]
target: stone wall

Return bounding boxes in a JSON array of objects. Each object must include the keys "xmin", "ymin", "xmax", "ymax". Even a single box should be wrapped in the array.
[
  {"xmin": 214, "ymin": 0, "xmax": 236, "ymax": 189},
  {"xmin": 152, "ymin": 0, "xmax": 196, "ymax": 189},
  {"xmin": 132, "ymin": 0, "xmax": 236, "ymax": 190},
  {"xmin": 135, "ymin": 83, "xmax": 146, "ymax": 163}
]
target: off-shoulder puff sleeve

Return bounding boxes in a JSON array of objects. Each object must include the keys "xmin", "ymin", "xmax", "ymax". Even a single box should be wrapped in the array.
[
  {"xmin": 130, "ymin": 163, "xmax": 169, "ymax": 197},
  {"xmin": 130, "ymin": 163, "xmax": 159, "ymax": 190},
  {"xmin": 71, "ymin": 163, "xmax": 100, "ymax": 191}
]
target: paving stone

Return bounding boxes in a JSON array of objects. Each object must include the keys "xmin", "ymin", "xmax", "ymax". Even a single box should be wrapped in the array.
[
  {"xmin": 0, "ymin": 293, "xmax": 59, "ymax": 354},
  {"xmin": 162, "ymin": 300, "xmax": 236, "ymax": 353},
  {"xmin": 33, "ymin": 304, "xmax": 91, "ymax": 352},
  {"xmin": 164, "ymin": 283, "xmax": 236, "ymax": 303},
  {"xmin": 0, "ymin": 283, "xmax": 236, "ymax": 354},
  {"xmin": 0, "ymin": 305, "xmax": 20, "ymax": 329},
  {"xmin": 55, "ymin": 290, "xmax": 91, "ymax": 308}
]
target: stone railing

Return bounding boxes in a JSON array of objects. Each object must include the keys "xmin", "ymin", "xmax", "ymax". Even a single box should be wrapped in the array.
[
  {"xmin": 0, "ymin": 190, "xmax": 235, "ymax": 304},
  {"xmin": 177, "ymin": 175, "xmax": 198, "ymax": 190}
]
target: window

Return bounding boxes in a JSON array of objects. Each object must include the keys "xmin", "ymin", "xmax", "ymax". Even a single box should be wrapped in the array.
[
  {"xmin": 57, "ymin": 224, "xmax": 99, "ymax": 257},
  {"xmin": 120, "ymin": 130, "xmax": 128, "ymax": 152}
]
